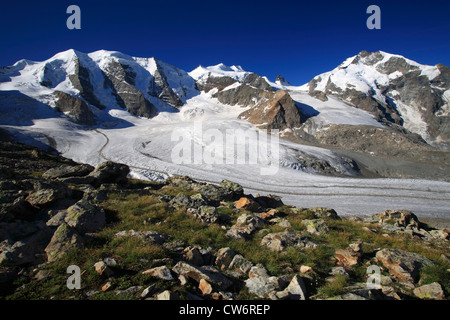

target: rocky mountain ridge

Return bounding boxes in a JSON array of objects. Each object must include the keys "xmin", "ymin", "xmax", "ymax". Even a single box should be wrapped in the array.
[{"xmin": 305, "ymin": 50, "xmax": 450, "ymax": 149}]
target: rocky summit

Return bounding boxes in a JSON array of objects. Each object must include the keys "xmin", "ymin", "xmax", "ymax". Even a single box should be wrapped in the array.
[{"xmin": 0, "ymin": 139, "xmax": 448, "ymax": 300}]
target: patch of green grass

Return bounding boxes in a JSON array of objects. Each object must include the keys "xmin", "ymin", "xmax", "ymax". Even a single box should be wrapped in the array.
[
  {"xmin": 420, "ymin": 261, "xmax": 450, "ymax": 293},
  {"xmin": 317, "ymin": 274, "xmax": 349, "ymax": 298}
]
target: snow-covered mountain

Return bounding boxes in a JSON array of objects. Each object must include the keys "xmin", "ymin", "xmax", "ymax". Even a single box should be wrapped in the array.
[
  {"xmin": 0, "ymin": 49, "xmax": 198, "ymax": 126},
  {"xmin": 1, "ymin": 49, "xmax": 450, "ymax": 217},
  {"xmin": 304, "ymin": 50, "xmax": 450, "ymax": 148}
]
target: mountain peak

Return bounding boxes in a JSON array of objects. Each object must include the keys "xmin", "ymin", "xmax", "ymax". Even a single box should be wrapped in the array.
[{"xmin": 275, "ymin": 74, "xmax": 291, "ymax": 86}]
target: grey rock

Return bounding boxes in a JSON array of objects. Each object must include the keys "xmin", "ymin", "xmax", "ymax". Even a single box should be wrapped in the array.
[
  {"xmin": 302, "ymin": 218, "xmax": 329, "ymax": 236},
  {"xmin": 172, "ymin": 261, "xmax": 232, "ymax": 290},
  {"xmin": 54, "ymin": 91, "xmax": 96, "ymax": 125},
  {"xmin": 115, "ymin": 286, "xmax": 143, "ymax": 297},
  {"xmin": 68, "ymin": 55, "xmax": 106, "ymax": 110},
  {"xmin": 155, "ymin": 290, "xmax": 179, "ymax": 300},
  {"xmin": 0, "ymin": 224, "xmax": 52, "ymax": 266},
  {"xmin": 376, "ymin": 248, "xmax": 434, "ymax": 283},
  {"xmin": 260, "ymin": 230, "xmax": 318, "ymax": 252},
  {"xmin": 226, "ymin": 214, "xmax": 264, "ymax": 240},
  {"xmin": 182, "ymin": 246, "xmax": 204, "ymax": 266},
  {"xmin": 142, "ymin": 265, "xmax": 174, "ymax": 281},
  {"xmin": 245, "ymin": 274, "xmax": 281, "ymax": 299},
  {"xmin": 114, "ymin": 230, "xmax": 169, "ymax": 245},
  {"xmin": 64, "ymin": 199, "xmax": 106, "ymax": 234},
  {"xmin": 44, "ymin": 223, "xmax": 85, "ymax": 262},
  {"xmin": 103, "ymin": 59, "xmax": 158, "ymax": 117},
  {"xmin": 25, "ymin": 182, "xmax": 67, "ymax": 209},
  {"xmin": 88, "ymin": 161, "xmax": 130, "ymax": 186},
  {"xmin": 228, "ymin": 254, "xmax": 253, "ymax": 274},
  {"xmin": 94, "ymin": 261, "xmax": 114, "ymax": 277},
  {"xmin": 43, "ymin": 164, "xmax": 94, "ymax": 179},
  {"xmin": 276, "ymin": 275, "xmax": 307, "ymax": 300}
]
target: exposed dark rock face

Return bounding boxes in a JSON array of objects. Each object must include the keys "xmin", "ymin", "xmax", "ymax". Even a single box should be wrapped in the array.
[
  {"xmin": 0, "ymin": 140, "xmax": 449, "ymax": 301},
  {"xmin": 195, "ymin": 75, "xmax": 238, "ymax": 93},
  {"xmin": 238, "ymin": 90, "xmax": 304, "ymax": 130},
  {"xmin": 243, "ymin": 73, "xmax": 275, "ymax": 91},
  {"xmin": 275, "ymin": 75, "xmax": 291, "ymax": 86},
  {"xmin": 148, "ymin": 60, "xmax": 184, "ymax": 108},
  {"xmin": 54, "ymin": 91, "xmax": 96, "ymax": 125},
  {"xmin": 102, "ymin": 60, "xmax": 158, "ymax": 118},
  {"xmin": 306, "ymin": 50, "xmax": 450, "ymax": 148},
  {"xmin": 213, "ymin": 83, "xmax": 273, "ymax": 108},
  {"xmin": 195, "ymin": 70, "xmax": 306, "ymax": 131},
  {"xmin": 68, "ymin": 56, "xmax": 106, "ymax": 110}
]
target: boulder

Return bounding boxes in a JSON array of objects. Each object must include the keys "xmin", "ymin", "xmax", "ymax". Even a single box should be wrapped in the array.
[
  {"xmin": 170, "ymin": 193, "xmax": 208, "ymax": 210},
  {"xmin": 260, "ymin": 230, "xmax": 317, "ymax": 252},
  {"xmin": 294, "ymin": 207, "xmax": 340, "ymax": 220},
  {"xmin": 142, "ymin": 265, "xmax": 174, "ymax": 281},
  {"xmin": 44, "ymin": 223, "xmax": 85, "ymax": 262},
  {"xmin": 25, "ymin": 183, "xmax": 66, "ymax": 209},
  {"xmin": 114, "ymin": 230, "xmax": 169, "ymax": 245},
  {"xmin": 88, "ymin": 161, "xmax": 130, "ymax": 186},
  {"xmin": 43, "ymin": 164, "xmax": 94, "ymax": 180},
  {"xmin": 191, "ymin": 183, "xmax": 235, "ymax": 204},
  {"xmin": 226, "ymin": 214, "xmax": 264, "ymax": 239},
  {"xmin": 310, "ymin": 207, "xmax": 340, "ymax": 220},
  {"xmin": 302, "ymin": 218, "xmax": 329, "ymax": 236},
  {"xmin": 413, "ymin": 282, "xmax": 445, "ymax": 300},
  {"xmin": 228, "ymin": 254, "xmax": 253, "ymax": 274},
  {"xmin": 244, "ymin": 266, "xmax": 283, "ymax": 299},
  {"xmin": 115, "ymin": 286, "xmax": 143, "ymax": 297},
  {"xmin": 190, "ymin": 206, "xmax": 219, "ymax": 224},
  {"xmin": 172, "ymin": 261, "xmax": 232, "ymax": 290},
  {"xmin": 276, "ymin": 274, "xmax": 307, "ymax": 300},
  {"xmin": 219, "ymin": 180, "xmax": 244, "ymax": 200},
  {"xmin": 259, "ymin": 209, "xmax": 284, "ymax": 221},
  {"xmin": 155, "ymin": 290, "xmax": 179, "ymax": 300},
  {"xmin": 1, "ymin": 195, "xmax": 36, "ymax": 222},
  {"xmin": 182, "ymin": 246, "xmax": 205, "ymax": 266},
  {"xmin": 64, "ymin": 199, "xmax": 106, "ymax": 234},
  {"xmin": 215, "ymin": 247, "xmax": 235, "ymax": 270},
  {"xmin": 235, "ymin": 197, "xmax": 262, "ymax": 212},
  {"xmin": 429, "ymin": 229, "xmax": 449, "ymax": 240},
  {"xmin": 0, "ymin": 226, "xmax": 52, "ymax": 266},
  {"xmin": 375, "ymin": 248, "xmax": 433, "ymax": 283},
  {"xmin": 248, "ymin": 264, "xmax": 270, "ymax": 278},
  {"xmin": 140, "ymin": 284, "xmax": 157, "ymax": 298},
  {"xmin": 94, "ymin": 261, "xmax": 114, "ymax": 277},
  {"xmin": 373, "ymin": 210, "xmax": 421, "ymax": 229}
]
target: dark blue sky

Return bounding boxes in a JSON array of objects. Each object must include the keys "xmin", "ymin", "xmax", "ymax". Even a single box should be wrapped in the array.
[{"xmin": 1, "ymin": 0, "xmax": 449, "ymax": 85}]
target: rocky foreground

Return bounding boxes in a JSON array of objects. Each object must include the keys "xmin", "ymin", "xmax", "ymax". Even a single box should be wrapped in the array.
[{"xmin": 0, "ymin": 139, "xmax": 449, "ymax": 300}]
